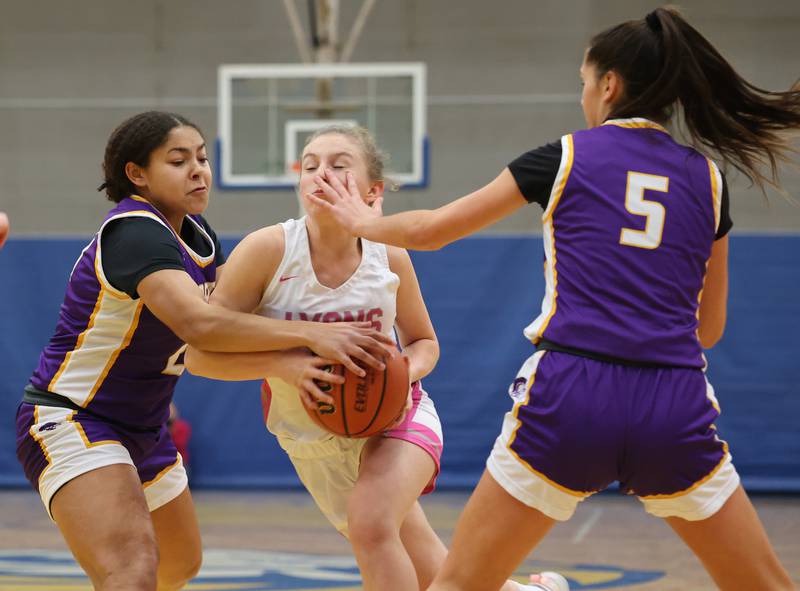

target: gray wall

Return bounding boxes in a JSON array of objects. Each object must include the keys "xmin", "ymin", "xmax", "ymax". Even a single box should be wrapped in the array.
[{"xmin": 1, "ymin": 0, "xmax": 798, "ymax": 236}]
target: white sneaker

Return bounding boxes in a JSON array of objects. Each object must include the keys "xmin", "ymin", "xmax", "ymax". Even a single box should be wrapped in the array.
[{"xmin": 523, "ymin": 571, "xmax": 570, "ymax": 591}]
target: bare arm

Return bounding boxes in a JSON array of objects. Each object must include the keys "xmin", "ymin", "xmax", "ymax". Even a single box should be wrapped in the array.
[
  {"xmin": 387, "ymin": 246, "xmax": 439, "ymax": 382},
  {"xmin": 139, "ymin": 226, "xmax": 394, "ymax": 373},
  {"xmin": 184, "ymin": 347, "xmax": 343, "ymax": 409},
  {"xmin": 697, "ymin": 235, "xmax": 728, "ymax": 348},
  {"xmin": 138, "ymin": 269, "xmax": 315, "ymax": 351},
  {"xmin": 184, "ymin": 348, "xmax": 299, "ymax": 381},
  {"xmin": 309, "ymin": 167, "xmax": 529, "ymax": 250}
]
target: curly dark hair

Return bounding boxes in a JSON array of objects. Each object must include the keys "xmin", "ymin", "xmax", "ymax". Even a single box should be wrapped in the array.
[{"xmin": 98, "ymin": 111, "xmax": 204, "ymax": 203}]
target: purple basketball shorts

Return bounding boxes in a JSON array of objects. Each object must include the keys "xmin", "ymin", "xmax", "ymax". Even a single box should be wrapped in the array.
[{"xmin": 488, "ymin": 351, "xmax": 739, "ymax": 521}]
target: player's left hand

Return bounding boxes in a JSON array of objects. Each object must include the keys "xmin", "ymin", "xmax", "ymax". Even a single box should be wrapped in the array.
[
  {"xmin": 271, "ymin": 348, "xmax": 344, "ymax": 411},
  {"xmin": 307, "ymin": 169, "xmax": 380, "ymax": 235}
]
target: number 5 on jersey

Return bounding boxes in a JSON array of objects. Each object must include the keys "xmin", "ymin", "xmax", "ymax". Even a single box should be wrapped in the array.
[{"xmin": 619, "ymin": 171, "xmax": 668, "ymax": 250}]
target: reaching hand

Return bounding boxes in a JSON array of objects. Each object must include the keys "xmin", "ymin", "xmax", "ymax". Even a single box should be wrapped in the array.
[
  {"xmin": 270, "ymin": 348, "xmax": 344, "ymax": 411},
  {"xmin": 304, "ymin": 321, "xmax": 396, "ymax": 377},
  {"xmin": 306, "ymin": 169, "xmax": 381, "ymax": 235}
]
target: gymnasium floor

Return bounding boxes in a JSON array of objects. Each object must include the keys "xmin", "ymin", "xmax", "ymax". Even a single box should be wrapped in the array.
[{"xmin": 0, "ymin": 489, "xmax": 797, "ymax": 590}]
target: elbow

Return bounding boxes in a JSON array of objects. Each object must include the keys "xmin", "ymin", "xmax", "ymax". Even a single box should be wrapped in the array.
[
  {"xmin": 699, "ymin": 329, "xmax": 724, "ymax": 349},
  {"xmin": 429, "ymin": 339, "xmax": 440, "ymax": 366},
  {"xmin": 697, "ymin": 320, "xmax": 726, "ymax": 349}
]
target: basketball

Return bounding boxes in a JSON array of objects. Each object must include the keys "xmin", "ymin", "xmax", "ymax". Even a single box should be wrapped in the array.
[{"xmin": 306, "ymin": 353, "xmax": 410, "ymax": 438}]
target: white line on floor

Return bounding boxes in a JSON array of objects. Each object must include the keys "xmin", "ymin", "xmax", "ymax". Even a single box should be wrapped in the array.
[{"xmin": 572, "ymin": 507, "xmax": 604, "ymax": 544}]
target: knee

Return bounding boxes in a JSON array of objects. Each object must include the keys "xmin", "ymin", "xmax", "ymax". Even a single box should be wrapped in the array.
[
  {"xmin": 87, "ymin": 533, "xmax": 159, "ymax": 590},
  {"xmin": 347, "ymin": 505, "xmax": 398, "ymax": 550},
  {"xmin": 124, "ymin": 534, "xmax": 161, "ymax": 585},
  {"xmin": 157, "ymin": 548, "xmax": 202, "ymax": 591}
]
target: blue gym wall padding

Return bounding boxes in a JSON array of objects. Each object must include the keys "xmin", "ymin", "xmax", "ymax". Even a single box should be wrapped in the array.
[{"xmin": 1, "ymin": 236, "xmax": 797, "ymax": 491}]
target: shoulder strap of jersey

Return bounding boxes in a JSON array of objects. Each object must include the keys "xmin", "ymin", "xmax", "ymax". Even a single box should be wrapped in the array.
[
  {"xmin": 362, "ymin": 237, "xmax": 390, "ymax": 270},
  {"xmin": 542, "ymin": 134, "xmax": 575, "ymax": 222},
  {"xmin": 95, "ymin": 210, "xmax": 172, "ymax": 298},
  {"xmin": 260, "ymin": 218, "xmax": 303, "ymax": 302}
]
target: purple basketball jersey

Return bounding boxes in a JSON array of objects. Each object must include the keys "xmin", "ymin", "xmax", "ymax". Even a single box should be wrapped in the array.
[
  {"xmin": 29, "ymin": 196, "xmax": 218, "ymax": 427},
  {"xmin": 527, "ymin": 119, "xmax": 724, "ymax": 367}
]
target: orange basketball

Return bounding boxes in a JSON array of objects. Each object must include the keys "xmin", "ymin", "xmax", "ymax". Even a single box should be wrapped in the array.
[{"xmin": 306, "ymin": 353, "xmax": 410, "ymax": 438}]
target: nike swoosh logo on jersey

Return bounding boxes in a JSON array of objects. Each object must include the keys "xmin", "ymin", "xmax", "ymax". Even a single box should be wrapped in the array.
[{"xmin": 279, "ymin": 275, "xmax": 299, "ymax": 282}]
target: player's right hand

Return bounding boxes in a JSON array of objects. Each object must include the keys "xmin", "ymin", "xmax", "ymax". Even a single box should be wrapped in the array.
[{"xmin": 304, "ymin": 321, "xmax": 396, "ymax": 377}]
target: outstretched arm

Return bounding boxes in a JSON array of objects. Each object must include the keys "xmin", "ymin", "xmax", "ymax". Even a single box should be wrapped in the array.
[{"xmin": 308, "ymin": 167, "xmax": 528, "ymax": 250}]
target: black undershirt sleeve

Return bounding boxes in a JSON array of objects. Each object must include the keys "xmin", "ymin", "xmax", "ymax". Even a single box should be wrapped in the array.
[
  {"xmin": 715, "ymin": 173, "xmax": 733, "ymax": 240},
  {"xmin": 507, "ymin": 140, "xmax": 563, "ymax": 210},
  {"xmin": 101, "ymin": 218, "xmax": 186, "ymax": 299}
]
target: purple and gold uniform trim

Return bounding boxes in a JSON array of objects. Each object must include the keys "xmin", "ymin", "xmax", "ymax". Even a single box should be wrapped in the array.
[
  {"xmin": 16, "ymin": 403, "xmax": 187, "ymax": 519},
  {"xmin": 47, "ymin": 275, "xmax": 144, "ymax": 407},
  {"xmin": 526, "ymin": 134, "xmax": 575, "ymax": 343},
  {"xmin": 31, "ymin": 195, "xmax": 218, "ymax": 426},
  {"xmin": 490, "ymin": 352, "xmax": 739, "ymax": 522},
  {"xmin": 706, "ymin": 159, "xmax": 723, "ymax": 235},
  {"xmin": 692, "ymin": 159, "xmax": 723, "ymax": 365},
  {"xmin": 506, "ymin": 351, "xmax": 592, "ymax": 499},
  {"xmin": 143, "ymin": 455, "xmax": 181, "ymax": 489},
  {"xmin": 129, "ymin": 195, "xmax": 216, "ymax": 269},
  {"xmin": 638, "ymin": 441, "xmax": 730, "ymax": 500},
  {"xmin": 27, "ymin": 406, "xmax": 53, "ymax": 478},
  {"xmin": 47, "ymin": 289, "xmax": 105, "ymax": 393},
  {"xmin": 65, "ymin": 411, "xmax": 120, "ymax": 449},
  {"xmin": 522, "ymin": 118, "xmax": 718, "ymax": 367},
  {"xmin": 602, "ymin": 118, "xmax": 669, "ymax": 133},
  {"xmin": 83, "ymin": 302, "xmax": 144, "ymax": 408}
]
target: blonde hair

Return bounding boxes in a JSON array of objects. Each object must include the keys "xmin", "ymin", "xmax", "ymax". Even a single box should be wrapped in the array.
[{"xmin": 303, "ymin": 125, "xmax": 397, "ymax": 189}]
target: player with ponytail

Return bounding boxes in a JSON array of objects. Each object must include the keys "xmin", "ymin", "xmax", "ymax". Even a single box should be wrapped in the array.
[{"xmin": 311, "ymin": 6, "xmax": 798, "ymax": 590}]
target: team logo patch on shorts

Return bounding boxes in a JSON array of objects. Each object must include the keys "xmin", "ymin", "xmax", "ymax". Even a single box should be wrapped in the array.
[
  {"xmin": 0, "ymin": 550, "xmax": 664, "ymax": 589},
  {"xmin": 37, "ymin": 422, "xmax": 59, "ymax": 432}
]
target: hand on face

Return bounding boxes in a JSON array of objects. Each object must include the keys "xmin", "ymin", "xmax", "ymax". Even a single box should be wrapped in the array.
[{"xmin": 306, "ymin": 168, "xmax": 382, "ymax": 234}]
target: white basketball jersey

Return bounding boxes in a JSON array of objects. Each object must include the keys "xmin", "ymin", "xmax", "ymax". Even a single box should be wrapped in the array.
[{"xmin": 255, "ymin": 217, "xmax": 400, "ymax": 444}]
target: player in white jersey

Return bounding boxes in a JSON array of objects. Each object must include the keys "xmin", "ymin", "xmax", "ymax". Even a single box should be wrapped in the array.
[{"xmin": 186, "ymin": 126, "xmax": 566, "ymax": 591}]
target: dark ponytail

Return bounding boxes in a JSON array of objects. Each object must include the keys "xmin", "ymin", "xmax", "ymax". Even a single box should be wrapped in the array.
[
  {"xmin": 99, "ymin": 111, "xmax": 204, "ymax": 203},
  {"xmin": 587, "ymin": 5, "xmax": 800, "ymax": 193}
]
